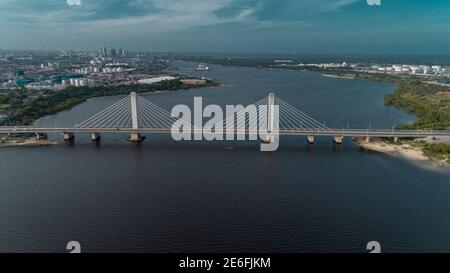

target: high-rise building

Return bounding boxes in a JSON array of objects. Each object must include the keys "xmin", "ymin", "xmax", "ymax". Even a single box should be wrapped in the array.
[
  {"xmin": 99, "ymin": 47, "xmax": 108, "ymax": 57},
  {"xmin": 110, "ymin": 48, "xmax": 117, "ymax": 57}
]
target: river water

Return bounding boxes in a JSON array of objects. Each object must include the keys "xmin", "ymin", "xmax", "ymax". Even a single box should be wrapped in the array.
[{"xmin": 1, "ymin": 61, "xmax": 449, "ymax": 253}]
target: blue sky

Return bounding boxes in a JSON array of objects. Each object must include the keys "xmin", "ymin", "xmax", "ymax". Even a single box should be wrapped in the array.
[{"xmin": 0, "ymin": 0, "xmax": 449, "ymax": 54}]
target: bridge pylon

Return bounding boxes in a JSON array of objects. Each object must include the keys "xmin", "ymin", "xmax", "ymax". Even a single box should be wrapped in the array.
[
  {"xmin": 260, "ymin": 93, "xmax": 279, "ymax": 152},
  {"xmin": 128, "ymin": 92, "xmax": 145, "ymax": 142}
]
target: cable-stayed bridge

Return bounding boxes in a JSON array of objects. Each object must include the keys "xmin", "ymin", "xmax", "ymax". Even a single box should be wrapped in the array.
[{"xmin": 1, "ymin": 92, "xmax": 449, "ymax": 148}]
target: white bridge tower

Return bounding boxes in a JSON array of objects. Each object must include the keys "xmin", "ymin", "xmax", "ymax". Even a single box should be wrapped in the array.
[
  {"xmin": 260, "ymin": 93, "xmax": 279, "ymax": 152},
  {"xmin": 128, "ymin": 92, "xmax": 145, "ymax": 142}
]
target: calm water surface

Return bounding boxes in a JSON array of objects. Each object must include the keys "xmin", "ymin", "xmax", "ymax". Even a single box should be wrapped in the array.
[{"xmin": 1, "ymin": 61, "xmax": 449, "ymax": 253}]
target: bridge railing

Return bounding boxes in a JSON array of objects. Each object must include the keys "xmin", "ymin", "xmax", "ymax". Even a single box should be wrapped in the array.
[{"xmin": 1, "ymin": 126, "xmax": 450, "ymax": 136}]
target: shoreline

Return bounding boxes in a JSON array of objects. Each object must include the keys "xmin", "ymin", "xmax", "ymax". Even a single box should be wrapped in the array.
[
  {"xmin": 424, "ymin": 80, "xmax": 450, "ymax": 87},
  {"xmin": 354, "ymin": 138, "xmax": 449, "ymax": 170},
  {"xmin": 0, "ymin": 137, "xmax": 58, "ymax": 147},
  {"xmin": 321, "ymin": 74, "xmax": 355, "ymax": 80},
  {"xmin": 2, "ymin": 77, "xmax": 219, "ymax": 127}
]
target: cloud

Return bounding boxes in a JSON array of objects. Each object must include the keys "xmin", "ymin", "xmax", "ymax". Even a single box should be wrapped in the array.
[
  {"xmin": 0, "ymin": 0, "xmax": 360, "ymax": 48},
  {"xmin": 0, "ymin": 0, "xmax": 359, "ymax": 28},
  {"xmin": 66, "ymin": 0, "xmax": 81, "ymax": 6},
  {"xmin": 79, "ymin": 0, "xmax": 260, "ymax": 34},
  {"xmin": 252, "ymin": 0, "xmax": 360, "ymax": 21}
]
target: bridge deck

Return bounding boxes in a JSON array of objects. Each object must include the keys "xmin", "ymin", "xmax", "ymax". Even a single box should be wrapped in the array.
[{"xmin": 1, "ymin": 127, "xmax": 450, "ymax": 138}]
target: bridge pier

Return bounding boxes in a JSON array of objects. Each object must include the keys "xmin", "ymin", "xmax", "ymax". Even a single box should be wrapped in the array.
[
  {"xmin": 307, "ymin": 136, "xmax": 315, "ymax": 144},
  {"xmin": 261, "ymin": 134, "xmax": 279, "ymax": 151},
  {"xmin": 365, "ymin": 136, "xmax": 371, "ymax": 143},
  {"xmin": 260, "ymin": 93, "xmax": 279, "ymax": 152},
  {"xmin": 35, "ymin": 133, "xmax": 47, "ymax": 140},
  {"xmin": 91, "ymin": 133, "xmax": 101, "ymax": 142},
  {"xmin": 394, "ymin": 137, "xmax": 399, "ymax": 143},
  {"xmin": 128, "ymin": 133, "xmax": 145, "ymax": 142},
  {"xmin": 63, "ymin": 132, "xmax": 74, "ymax": 141},
  {"xmin": 333, "ymin": 136, "xmax": 344, "ymax": 144}
]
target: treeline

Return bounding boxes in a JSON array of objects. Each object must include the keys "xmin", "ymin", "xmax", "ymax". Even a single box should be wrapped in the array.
[
  {"xmin": 383, "ymin": 80, "xmax": 450, "ymax": 164},
  {"xmin": 384, "ymin": 80, "xmax": 450, "ymax": 130},
  {"xmin": 176, "ymin": 56, "xmax": 274, "ymax": 68},
  {"xmin": 423, "ymin": 143, "xmax": 450, "ymax": 164},
  {"xmin": 3, "ymin": 79, "xmax": 211, "ymax": 125}
]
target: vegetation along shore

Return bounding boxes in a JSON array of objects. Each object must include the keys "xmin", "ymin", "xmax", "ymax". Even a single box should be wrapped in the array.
[{"xmin": 0, "ymin": 78, "xmax": 218, "ymax": 126}]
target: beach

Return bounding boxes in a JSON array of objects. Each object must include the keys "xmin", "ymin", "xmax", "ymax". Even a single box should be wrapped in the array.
[
  {"xmin": 0, "ymin": 137, "xmax": 57, "ymax": 147},
  {"xmin": 355, "ymin": 137, "xmax": 449, "ymax": 169}
]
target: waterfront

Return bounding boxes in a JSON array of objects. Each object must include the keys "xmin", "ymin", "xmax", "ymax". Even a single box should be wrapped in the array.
[{"xmin": 1, "ymin": 61, "xmax": 450, "ymax": 252}]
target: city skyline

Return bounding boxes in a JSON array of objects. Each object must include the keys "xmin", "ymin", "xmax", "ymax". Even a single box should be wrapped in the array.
[{"xmin": 0, "ymin": 0, "xmax": 448, "ymax": 55}]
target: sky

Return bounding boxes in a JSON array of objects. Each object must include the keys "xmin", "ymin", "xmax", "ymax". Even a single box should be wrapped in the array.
[{"xmin": 0, "ymin": 0, "xmax": 449, "ymax": 55}]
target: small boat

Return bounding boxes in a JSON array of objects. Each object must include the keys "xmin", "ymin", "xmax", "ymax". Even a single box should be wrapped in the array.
[{"xmin": 195, "ymin": 64, "xmax": 210, "ymax": 71}]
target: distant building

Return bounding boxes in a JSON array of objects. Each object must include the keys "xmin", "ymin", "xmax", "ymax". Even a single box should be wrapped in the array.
[
  {"xmin": 102, "ymin": 67, "xmax": 127, "ymax": 73},
  {"xmin": 410, "ymin": 66, "xmax": 422, "ymax": 74},
  {"xmin": 52, "ymin": 73, "xmax": 83, "ymax": 84},
  {"xmin": 67, "ymin": 78, "xmax": 96, "ymax": 88},
  {"xmin": 99, "ymin": 47, "xmax": 107, "ymax": 57},
  {"xmin": 110, "ymin": 48, "xmax": 117, "ymax": 58},
  {"xmin": 15, "ymin": 79, "xmax": 33, "ymax": 87},
  {"xmin": 15, "ymin": 69, "xmax": 25, "ymax": 77},
  {"xmin": 274, "ymin": 60, "xmax": 293, "ymax": 63},
  {"xmin": 25, "ymin": 82, "xmax": 54, "ymax": 90},
  {"xmin": 119, "ymin": 48, "xmax": 126, "ymax": 57},
  {"xmin": 392, "ymin": 65, "xmax": 403, "ymax": 72},
  {"xmin": 138, "ymin": 76, "xmax": 177, "ymax": 84},
  {"xmin": 422, "ymin": 66, "xmax": 432, "ymax": 74}
]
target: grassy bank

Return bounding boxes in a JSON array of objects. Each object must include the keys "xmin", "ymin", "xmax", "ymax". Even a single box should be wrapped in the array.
[
  {"xmin": 383, "ymin": 79, "xmax": 450, "ymax": 164},
  {"xmin": 423, "ymin": 143, "xmax": 450, "ymax": 164},
  {"xmin": 384, "ymin": 80, "xmax": 450, "ymax": 130}
]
